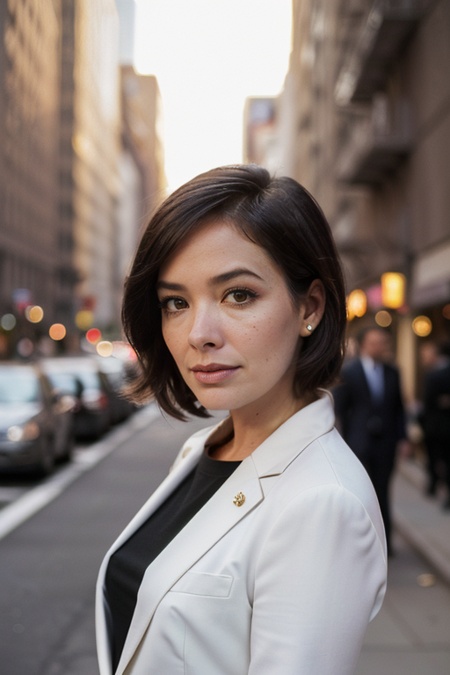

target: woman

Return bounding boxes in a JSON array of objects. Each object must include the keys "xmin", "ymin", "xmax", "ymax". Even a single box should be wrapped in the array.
[{"xmin": 96, "ymin": 165, "xmax": 387, "ymax": 675}]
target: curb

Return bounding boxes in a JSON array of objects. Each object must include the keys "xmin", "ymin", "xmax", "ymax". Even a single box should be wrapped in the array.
[{"xmin": 393, "ymin": 460, "xmax": 450, "ymax": 586}]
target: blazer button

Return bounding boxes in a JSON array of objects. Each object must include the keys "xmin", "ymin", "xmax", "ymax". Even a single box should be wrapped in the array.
[{"xmin": 233, "ymin": 492, "xmax": 246, "ymax": 507}]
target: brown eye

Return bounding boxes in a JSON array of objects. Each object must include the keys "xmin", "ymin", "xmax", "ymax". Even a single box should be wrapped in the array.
[
  {"xmin": 228, "ymin": 289, "xmax": 249, "ymax": 304},
  {"xmin": 232, "ymin": 291, "xmax": 248, "ymax": 303},
  {"xmin": 165, "ymin": 297, "xmax": 188, "ymax": 311}
]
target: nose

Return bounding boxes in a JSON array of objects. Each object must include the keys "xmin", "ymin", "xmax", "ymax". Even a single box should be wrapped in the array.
[{"xmin": 188, "ymin": 304, "xmax": 224, "ymax": 351}]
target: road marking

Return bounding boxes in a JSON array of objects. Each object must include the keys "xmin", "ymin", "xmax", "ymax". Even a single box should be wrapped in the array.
[{"xmin": 0, "ymin": 403, "xmax": 161, "ymax": 542}]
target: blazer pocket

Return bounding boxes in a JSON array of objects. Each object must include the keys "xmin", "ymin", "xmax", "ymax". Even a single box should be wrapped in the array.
[{"xmin": 169, "ymin": 572, "xmax": 233, "ymax": 598}]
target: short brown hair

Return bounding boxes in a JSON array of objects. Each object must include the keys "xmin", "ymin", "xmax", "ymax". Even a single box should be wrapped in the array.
[{"xmin": 122, "ymin": 165, "xmax": 347, "ymax": 419}]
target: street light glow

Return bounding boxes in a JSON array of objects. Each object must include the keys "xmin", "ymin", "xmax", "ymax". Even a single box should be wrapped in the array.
[
  {"xmin": 375, "ymin": 311, "xmax": 392, "ymax": 327},
  {"xmin": 26, "ymin": 305, "xmax": 44, "ymax": 323},
  {"xmin": 49, "ymin": 323, "xmax": 67, "ymax": 341},
  {"xmin": 1, "ymin": 314, "xmax": 16, "ymax": 331},
  {"xmin": 412, "ymin": 316, "xmax": 432, "ymax": 337},
  {"xmin": 86, "ymin": 328, "xmax": 102, "ymax": 344},
  {"xmin": 96, "ymin": 341, "xmax": 114, "ymax": 357}
]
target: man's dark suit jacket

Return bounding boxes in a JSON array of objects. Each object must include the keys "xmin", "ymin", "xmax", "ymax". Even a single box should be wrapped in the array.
[
  {"xmin": 333, "ymin": 359, "xmax": 406, "ymax": 463},
  {"xmin": 423, "ymin": 363, "xmax": 450, "ymax": 444}
]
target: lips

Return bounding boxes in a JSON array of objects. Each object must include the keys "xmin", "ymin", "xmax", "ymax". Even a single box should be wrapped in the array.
[{"xmin": 191, "ymin": 363, "xmax": 240, "ymax": 384}]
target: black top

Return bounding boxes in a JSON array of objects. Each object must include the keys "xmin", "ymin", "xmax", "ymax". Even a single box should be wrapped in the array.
[{"xmin": 105, "ymin": 450, "xmax": 241, "ymax": 672}]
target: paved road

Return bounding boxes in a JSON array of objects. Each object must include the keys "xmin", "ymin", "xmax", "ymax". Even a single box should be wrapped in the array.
[
  {"xmin": 0, "ymin": 405, "xmax": 215, "ymax": 675},
  {"xmin": 0, "ymin": 405, "xmax": 449, "ymax": 675}
]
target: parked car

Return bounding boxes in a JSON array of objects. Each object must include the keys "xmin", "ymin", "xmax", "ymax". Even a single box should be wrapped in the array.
[
  {"xmin": 40, "ymin": 357, "xmax": 112, "ymax": 440},
  {"xmin": 94, "ymin": 355, "xmax": 136, "ymax": 424},
  {"xmin": 0, "ymin": 362, "xmax": 75, "ymax": 475}
]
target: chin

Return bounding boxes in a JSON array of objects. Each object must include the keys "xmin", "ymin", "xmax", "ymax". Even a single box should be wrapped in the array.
[
  {"xmin": 192, "ymin": 388, "xmax": 238, "ymax": 413},
  {"xmin": 195, "ymin": 395, "xmax": 233, "ymax": 412}
]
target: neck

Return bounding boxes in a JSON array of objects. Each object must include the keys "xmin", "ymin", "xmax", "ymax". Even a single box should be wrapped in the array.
[{"xmin": 211, "ymin": 389, "xmax": 316, "ymax": 461}]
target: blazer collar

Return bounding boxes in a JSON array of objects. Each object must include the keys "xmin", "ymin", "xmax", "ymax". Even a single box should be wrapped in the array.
[
  {"xmin": 111, "ymin": 390, "xmax": 335, "ymax": 675},
  {"xmin": 250, "ymin": 390, "xmax": 335, "ymax": 476},
  {"xmin": 202, "ymin": 389, "xmax": 335, "ymax": 478}
]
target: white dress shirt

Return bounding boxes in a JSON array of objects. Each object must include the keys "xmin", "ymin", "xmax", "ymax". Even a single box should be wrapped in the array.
[{"xmin": 361, "ymin": 356, "xmax": 385, "ymax": 403}]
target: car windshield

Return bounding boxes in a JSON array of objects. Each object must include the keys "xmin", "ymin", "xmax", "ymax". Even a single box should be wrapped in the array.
[
  {"xmin": 46, "ymin": 368, "xmax": 100, "ymax": 391},
  {"xmin": 0, "ymin": 369, "xmax": 40, "ymax": 403},
  {"xmin": 46, "ymin": 373, "xmax": 80, "ymax": 396}
]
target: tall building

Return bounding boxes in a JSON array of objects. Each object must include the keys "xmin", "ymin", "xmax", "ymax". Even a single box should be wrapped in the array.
[
  {"xmin": 59, "ymin": 0, "xmax": 122, "ymax": 333},
  {"xmin": 0, "ymin": 0, "xmax": 62, "ymax": 351},
  {"xmin": 243, "ymin": 97, "xmax": 278, "ymax": 172},
  {"xmin": 272, "ymin": 0, "xmax": 450, "ymax": 400},
  {"xmin": 120, "ymin": 67, "xmax": 166, "ymax": 209},
  {"xmin": 115, "ymin": 0, "xmax": 167, "ymax": 307}
]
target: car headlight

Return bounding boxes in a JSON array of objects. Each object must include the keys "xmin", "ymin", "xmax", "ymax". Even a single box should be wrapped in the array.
[{"xmin": 7, "ymin": 422, "xmax": 40, "ymax": 442}]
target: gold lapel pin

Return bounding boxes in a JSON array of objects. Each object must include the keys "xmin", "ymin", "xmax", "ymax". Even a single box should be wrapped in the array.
[{"xmin": 233, "ymin": 492, "xmax": 246, "ymax": 507}]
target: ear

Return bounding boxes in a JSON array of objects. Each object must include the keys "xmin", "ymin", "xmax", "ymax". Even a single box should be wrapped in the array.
[{"xmin": 298, "ymin": 279, "xmax": 326, "ymax": 338}]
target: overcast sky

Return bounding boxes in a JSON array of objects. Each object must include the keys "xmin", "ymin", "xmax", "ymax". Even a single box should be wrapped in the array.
[{"xmin": 134, "ymin": 0, "xmax": 292, "ymax": 190}]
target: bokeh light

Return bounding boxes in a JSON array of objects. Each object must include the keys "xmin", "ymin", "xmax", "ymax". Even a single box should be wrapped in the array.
[
  {"xmin": 26, "ymin": 305, "xmax": 44, "ymax": 323},
  {"xmin": 17, "ymin": 337, "xmax": 34, "ymax": 357},
  {"xmin": 86, "ymin": 328, "xmax": 102, "ymax": 344},
  {"xmin": 381, "ymin": 272, "xmax": 406, "ymax": 309},
  {"xmin": 347, "ymin": 289, "xmax": 367, "ymax": 320},
  {"xmin": 112, "ymin": 341, "xmax": 131, "ymax": 359},
  {"xmin": 96, "ymin": 340, "xmax": 114, "ymax": 357},
  {"xmin": 49, "ymin": 323, "xmax": 67, "ymax": 341},
  {"xmin": 375, "ymin": 310, "xmax": 392, "ymax": 327},
  {"xmin": 1, "ymin": 313, "xmax": 16, "ymax": 331},
  {"xmin": 75, "ymin": 310, "xmax": 94, "ymax": 330},
  {"xmin": 443, "ymin": 304, "xmax": 450, "ymax": 320},
  {"xmin": 412, "ymin": 315, "xmax": 432, "ymax": 337}
]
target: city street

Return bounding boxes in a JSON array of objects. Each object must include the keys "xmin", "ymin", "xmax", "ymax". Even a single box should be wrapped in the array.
[{"xmin": 0, "ymin": 405, "xmax": 449, "ymax": 675}]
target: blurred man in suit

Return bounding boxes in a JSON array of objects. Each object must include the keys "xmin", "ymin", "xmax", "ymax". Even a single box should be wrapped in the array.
[
  {"xmin": 334, "ymin": 327, "xmax": 409, "ymax": 554},
  {"xmin": 423, "ymin": 341, "xmax": 450, "ymax": 509}
]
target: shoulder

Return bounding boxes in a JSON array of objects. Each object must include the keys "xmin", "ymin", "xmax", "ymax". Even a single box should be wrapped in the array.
[
  {"xmin": 269, "ymin": 429, "xmax": 385, "ymax": 545},
  {"xmin": 259, "ymin": 453, "xmax": 387, "ymax": 568},
  {"xmin": 341, "ymin": 358, "xmax": 363, "ymax": 380},
  {"xmin": 316, "ymin": 430, "xmax": 385, "ymax": 533},
  {"xmin": 433, "ymin": 364, "xmax": 450, "ymax": 385}
]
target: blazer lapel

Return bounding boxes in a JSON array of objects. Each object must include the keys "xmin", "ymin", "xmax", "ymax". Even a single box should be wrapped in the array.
[{"xmin": 115, "ymin": 455, "xmax": 263, "ymax": 675}]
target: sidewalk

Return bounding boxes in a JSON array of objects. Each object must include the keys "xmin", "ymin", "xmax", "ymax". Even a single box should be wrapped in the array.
[{"xmin": 393, "ymin": 458, "xmax": 450, "ymax": 586}]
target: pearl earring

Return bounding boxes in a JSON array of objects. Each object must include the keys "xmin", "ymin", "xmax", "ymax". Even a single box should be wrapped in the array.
[{"xmin": 306, "ymin": 324, "xmax": 313, "ymax": 332}]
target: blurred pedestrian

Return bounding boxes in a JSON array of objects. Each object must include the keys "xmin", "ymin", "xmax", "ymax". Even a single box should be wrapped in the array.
[
  {"xmin": 333, "ymin": 327, "xmax": 409, "ymax": 554},
  {"xmin": 423, "ymin": 341, "xmax": 450, "ymax": 508},
  {"xmin": 95, "ymin": 165, "xmax": 387, "ymax": 675}
]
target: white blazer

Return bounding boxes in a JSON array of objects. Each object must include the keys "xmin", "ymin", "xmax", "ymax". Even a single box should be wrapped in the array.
[{"xmin": 96, "ymin": 392, "xmax": 387, "ymax": 675}]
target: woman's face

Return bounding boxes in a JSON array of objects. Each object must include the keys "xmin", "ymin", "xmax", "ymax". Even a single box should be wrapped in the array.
[{"xmin": 157, "ymin": 219, "xmax": 305, "ymax": 414}]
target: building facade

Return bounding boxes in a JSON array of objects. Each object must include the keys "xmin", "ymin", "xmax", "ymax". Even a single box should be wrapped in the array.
[
  {"xmin": 0, "ymin": 0, "xmax": 166, "ymax": 356},
  {"xmin": 60, "ymin": 0, "xmax": 122, "ymax": 334},
  {"xmin": 0, "ymin": 0, "xmax": 62, "ymax": 354},
  {"xmin": 270, "ymin": 0, "xmax": 450, "ymax": 400},
  {"xmin": 115, "ymin": 1, "xmax": 167, "ymax": 315}
]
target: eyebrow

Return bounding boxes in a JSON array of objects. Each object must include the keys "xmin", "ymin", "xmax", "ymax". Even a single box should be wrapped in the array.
[{"xmin": 156, "ymin": 268, "xmax": 263, "ymax": 292}]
